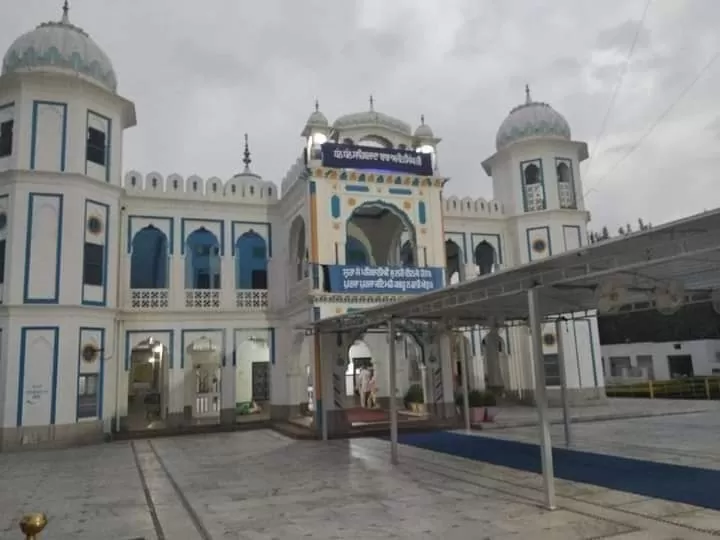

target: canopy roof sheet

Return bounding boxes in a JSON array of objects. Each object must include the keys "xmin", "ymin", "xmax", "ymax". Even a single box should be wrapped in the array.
[{"xmin": 308, "ymin": 208, "xmax": 720, "ymax": 334}]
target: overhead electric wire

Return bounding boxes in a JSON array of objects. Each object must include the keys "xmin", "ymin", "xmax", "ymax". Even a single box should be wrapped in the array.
[
  {"xmin": 583, "ymin": 0, "xmax": 654, "ymax": 181},
  {"xmin": 584, "ymin": 47, "xmax": 720, "ymax": 199}
]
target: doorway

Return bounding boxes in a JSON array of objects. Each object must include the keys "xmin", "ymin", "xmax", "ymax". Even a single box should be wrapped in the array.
[
  {"xmin": 667, "ymin": 355, "xmax": 694, "ymax": 378},
  {"xmin": 127, "ymin": 337, "xmax": 169, "ymax": 430}
]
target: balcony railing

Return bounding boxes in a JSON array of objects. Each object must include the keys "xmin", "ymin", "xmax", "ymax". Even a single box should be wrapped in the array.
[
  {"xmin": 185, "ymin": 289, "xmax": 221, "ymax": 308},
  {"xmin": 130, "ymin": 289, "xmax": 169, "ymax": 309},
  {"xmin": 125, "ymin": 288, "xmax": 268, "ymax": 311},
  {"xmin": 235, "ymin": 289, "xmax": 268, "ymax": 310}
]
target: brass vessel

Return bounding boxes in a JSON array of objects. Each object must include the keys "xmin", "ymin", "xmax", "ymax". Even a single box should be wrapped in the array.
[{"xmin": 19, "ymin": 513, "xmax": 47, "ymax": 539}]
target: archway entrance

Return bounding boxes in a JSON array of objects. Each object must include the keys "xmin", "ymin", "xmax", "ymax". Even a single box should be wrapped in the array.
[
  {"xmin": 344, "ymin": 329, "xmax": 427, "ymax": 426},
  {"xmin": 185, "ymin": 336, "xmax": 222, "ymax": 423},
  {"xmin": 235, "ymin": 334, "xmax": 271, "ymax": 422},
  {"xmin": 345, "ymin": 201, "xmax": 417, "ymax": 268},
  {"xmin": 126, "ymin": 337, "xmax": 169, "ymax": 431}
]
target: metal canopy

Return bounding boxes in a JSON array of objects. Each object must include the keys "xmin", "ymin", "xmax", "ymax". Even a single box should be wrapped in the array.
[{"xmin": 308, "ymin": 208, "xmax": 720, "ymax": 334}]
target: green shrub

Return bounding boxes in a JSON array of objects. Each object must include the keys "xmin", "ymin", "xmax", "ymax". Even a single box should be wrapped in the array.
[
  {"xmin": 455, "ymin": 389, "xmax": 497, "ymax": 407},
  {"xmin": 404, "ymin": 384, "xmax": 424, "ymax": 406}
]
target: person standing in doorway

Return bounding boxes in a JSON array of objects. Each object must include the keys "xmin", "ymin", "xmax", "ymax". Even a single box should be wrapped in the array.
[
  {"xmin": 368, "ymin": 369, "xmax": 378, "ymax": 409},
  {"xmin": 358, "ymin": 365, "xmax": 371, "ymax": 408}
]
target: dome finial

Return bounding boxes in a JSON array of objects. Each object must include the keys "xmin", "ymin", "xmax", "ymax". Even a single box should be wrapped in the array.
[
  {"xmin": 525, "ymin": 83, "xmax": 532, "ymax": 104},
  {"xmin": 314, "ymin": 99, "xmax": 320, "ymax": 112},
  {"xmin": 243, "ymin": 133, "xmax": 252, "ymax": 170},
  {"xmin": 369, "ymin": 94, "xmax": 375, "ymax": 111},
  {"xmin": 61, "ymin": 0, "xmax": 70, "ymax": 23},
  {"xmin": 420, "ymin": 114, "xmax": 425, "ymax": 125}
]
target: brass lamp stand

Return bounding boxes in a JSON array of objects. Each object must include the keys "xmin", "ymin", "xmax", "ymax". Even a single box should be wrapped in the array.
[{"xmin": 19, "ymin": 513, "xmax": 47, "ymax": 539}]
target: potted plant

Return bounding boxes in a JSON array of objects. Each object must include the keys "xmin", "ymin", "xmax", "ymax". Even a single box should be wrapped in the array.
[
  {"xmin": 455, "ymin": 390, "xmax": 497, "ymax": 424},
  {"xmin": 404, "ymin": 384, "xmax": 425, "ymax": 414},
  {"xmin": 481, "ymin": 390, "xmax": 498, "ymax": 422}
]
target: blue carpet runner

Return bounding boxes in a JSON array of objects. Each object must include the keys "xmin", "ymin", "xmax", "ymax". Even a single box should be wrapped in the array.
[{"xmin": 395, "ymin": 431, "xmax": 720, "ymax": 510}]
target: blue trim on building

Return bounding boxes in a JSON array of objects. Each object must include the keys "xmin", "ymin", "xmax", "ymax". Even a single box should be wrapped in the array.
[
  {"xmin": 345, "ymin": 185, "xmax": 369, "ymax": 193},
  {"xmin": 17, "ymin": 326, "xmax": 60, "ymax": 427},
  {"xmin": 77, "ymin": 327, "xmax": 106, "ymax": 421},
  {"xmin": 389, "ymin": 188, "xmax": 412, "ymax": 196},
  {"xmin": 81, "ymin": 199, "xmax": 110, "ymax": 306},
  {"xmin": 445, "ymin": 231, "xmax": 468, "ymax": 264},
  {"xmin": 23, "ymin": 193, "xmax": 64, "ymax": 304},
  {"xmin": 127, "ymin": 215, "xmax": 175, "ymax": 254},
  {"xmin": 30, "ymin": 100, "xmax": 68, "ymax": 172},
  {"xmin": 181, "ymin": 328, "xmax": 226, "ymax": 369},
  {"xmin": 181, "ymin": 218, "xmax": 225, "ymax": 255},
  {"xmin": 470, "ymin": 232, "xmax": 503, "ymax": 265},
  {"xmin": 230, "ymin": 220, "xmax": 272, "ymax": 256},
  {"xmin": 125, "ymin": 329, "xmax": 175, "ymax": 370},
  {"xmin": 86, "ymin": 109, "xmax": 113, "ymax": 182}
]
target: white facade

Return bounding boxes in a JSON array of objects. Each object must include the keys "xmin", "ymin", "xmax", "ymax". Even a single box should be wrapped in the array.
[
  {"xmin": 0, "ymin": 8, "xmax": 604, "ymax": 449},
  {"xmin": 602, "ymin": 340, "xmax": 720, "ymax": 382}
]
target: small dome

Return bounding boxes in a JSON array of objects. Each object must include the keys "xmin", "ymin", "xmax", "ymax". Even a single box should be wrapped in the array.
[
  {"xmin": 333, "ymin": 97, "xmax": 412, "ymax": 136},
  {"xmin": 2, "ymin": 6, "xmax": 117, "ymax": 92},
  {"xmin": 306, "ymin": 109, "xmax": 328, "ymax": 128},
  {"xmin": 414, "ymin": 115, "xmax": 434, "ymax": 138},
  {"xmin": 495, "ymin": 86, "xmax": 571, "ymax": 150}
]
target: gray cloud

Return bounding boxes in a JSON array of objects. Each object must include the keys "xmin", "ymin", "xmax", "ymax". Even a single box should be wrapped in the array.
[
  {"xmin": 2, "ymin": 0, "xmax": 720, "ymax": 233},
  {"xmin": 595, "ymin": 20, "xmax": 651, "ymax": 52}
]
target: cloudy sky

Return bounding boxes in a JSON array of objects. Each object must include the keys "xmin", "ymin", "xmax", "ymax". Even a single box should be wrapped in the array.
[{"xmin": 4, "ymin": 0, "xmax": 720, "ymax": 232}]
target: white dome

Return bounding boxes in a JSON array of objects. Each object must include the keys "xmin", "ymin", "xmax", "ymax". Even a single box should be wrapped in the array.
[
  {"xmin": 414, "ymin": 115, "xmax": 434, "ymax": 138},
  {"xmin": 305, "ymin": 109, "xmax": 328, "ymax": 128},
  {"xmin": 2, "ymin": 9, "xmax": 117, "ymax": 93},
  {"xmin": 333, "ymin": 110, "xmax": 411, "ymax": 136},
  {"xmin": 495, "ymin": 88, "xmax": 571, "ymax": 150}
]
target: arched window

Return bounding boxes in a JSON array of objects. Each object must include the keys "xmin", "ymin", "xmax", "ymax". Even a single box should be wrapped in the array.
[
  {"xmin": 235, "ymin": 231, "xmax": 268, "ymax": 289},
  {"xmin": 345, "ymin": 236, "xmax": 369, "ymax": 266},
  {"xmin": 445, "ymin": 240, "xmax": 463, "ymax": 284},
  {"xmin": 185, "ymin": 228, "xmax": 221, "ymax": 289},
  {"xmin": 522, "ymin": 161, "xmax": 545, "ymax": 212},
  {"xmin": 474, "ymin": 241, "xmax": 496, "ymax": 276},
  {"xmin": 556, "ymin": 160, "xmax": 576, "ymax": 209},
  {"xmin": 400, "ymin": 240, "xmax": 415, "ymax": 267},
  {"xmin": 130, "ymin": 226, "xmax": 168, "ymax": 289}
]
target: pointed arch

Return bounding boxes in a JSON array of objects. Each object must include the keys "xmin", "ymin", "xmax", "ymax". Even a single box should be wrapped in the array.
[
  {"xmin": 474, "ymin": 241, "xmax": 496, "ymax": 276},
  {"xmin": 346, "ymin": 200, "xmax": 417, "ymax": 267},
  {"xmin": 289, "ymin": 216, "xmax": 307, "ymax": 281},
  {"xmin": 130, "ymin": 225, "xmax": 169, "ymax": 289},
  {"xmin": 445, "ymin": 239, "xmax": 463, "ymax": 284},
  {"xmin": 556, "ymin": 159, "xmax": 576, "ymax": 209},
  {"xmin": 235, "ymin": 230, "xmax": 268, "ymax": 289},
  {"xmin": 345, "ymin": 235, "xmax": 369, "ymax": 266},
  {"xmin": 185, "ymin": 227, "xmax": 221, "ymax": 289}
]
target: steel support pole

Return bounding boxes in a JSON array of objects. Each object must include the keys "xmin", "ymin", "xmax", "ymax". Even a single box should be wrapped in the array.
[
  {"xmin": 460, "ymin": 333, "xmax": 471, "ymax": 432},
  {"xmin": 556, "ymin": 319, "xmax": 572, "ymax": 448},
  {"xmin": 388, "ymin": 318, "xmax": 399, "ymax": 465},
  {"xmin": 528, "ymin": 288, "xmax": 557, "ymax": 510}
]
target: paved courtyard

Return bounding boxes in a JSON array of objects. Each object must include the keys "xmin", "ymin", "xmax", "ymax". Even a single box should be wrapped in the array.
[{"xmin": 2, "ymin": 412, "xmax": 720, "ymax": 540}]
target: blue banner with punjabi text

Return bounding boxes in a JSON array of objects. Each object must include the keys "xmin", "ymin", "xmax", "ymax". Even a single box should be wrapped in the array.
[
  {"xmin": 321, "ymin": 143, "xmax": 433, "ymax": 176},
  {"xmin": 327, "ymin": 265, "xmax": 444, "ymax": 294}
]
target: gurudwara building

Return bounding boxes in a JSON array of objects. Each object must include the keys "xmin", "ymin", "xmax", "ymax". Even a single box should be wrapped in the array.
[{"xmin": 0, "ymin": 5, "xmax": 604, "ymax": 450}]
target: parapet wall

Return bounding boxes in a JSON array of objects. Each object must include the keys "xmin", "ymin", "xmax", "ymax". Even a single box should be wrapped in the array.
[
  {"xmin": 123, "ymin": 171, "xmax": 279, "ymax": 204},
  {"xmin": 443, "ymin": 196, "xmax": 504, "ymax": 218}
]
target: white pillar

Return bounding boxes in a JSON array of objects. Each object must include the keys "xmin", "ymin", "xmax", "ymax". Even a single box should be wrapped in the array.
[
  {"xmin": 528, "ymin": 287, "xmax": 556, "ymax": 511},
  {"xmin": 388, "ymin": 319, "xmax": 399, "ymax": 465},
  {"xmin": 556, "ymin": 319, "xmax": 572, "ymax": 447},
  {"xmin": 460, "ymin": 335, "xmax": 471, "ymax": 432}
]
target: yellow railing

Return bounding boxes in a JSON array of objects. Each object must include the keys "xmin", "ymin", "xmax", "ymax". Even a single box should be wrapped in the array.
[{"xmin": 606, "ymin": 377, "xmax": 720, "ymax": 400}]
